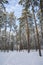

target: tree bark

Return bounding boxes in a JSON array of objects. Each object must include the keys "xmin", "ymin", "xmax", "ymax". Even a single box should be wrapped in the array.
[
  {"xmin": 25, "ymin": 16, "xmax": 30, "ymax": 52},
  {"xmin": 32, "ymin": 5, "xmax": 41, "ymax": 56}
]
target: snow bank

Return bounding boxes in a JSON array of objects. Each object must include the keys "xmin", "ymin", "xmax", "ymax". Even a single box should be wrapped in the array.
[{"xmin": 0, "ymin": 50, "xmax": 43, "ymax": 65}]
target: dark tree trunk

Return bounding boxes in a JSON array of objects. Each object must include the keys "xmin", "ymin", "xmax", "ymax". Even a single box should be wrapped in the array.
[
  {"xmin": 32, "ymin": 3, "xmax": 41, "ymax": 56},
  {"xmin": 33, "ymin": 28, "xmax": 37, "ymax": 51},
  {"xmin": 40, "ymin": 0, "xmax": 43, "ymax": 39},
  {"xmin": 25, "ymin": 17, "xmax": 30, "ymax": 52},
  {"xmin": 40, "ymin": 0, "xmax": 43, "ymax": 14},
  {"xmin": 19, "ymin": 24, "xmax": 21, "ymax": 51}
]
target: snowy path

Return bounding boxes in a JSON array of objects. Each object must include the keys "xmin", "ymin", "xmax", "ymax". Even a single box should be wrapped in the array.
[{"xmin": 0, "ymin": 50, "xmax": 43, "ymax": 65}]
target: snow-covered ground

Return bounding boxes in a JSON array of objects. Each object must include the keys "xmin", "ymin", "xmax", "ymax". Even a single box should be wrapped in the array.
[{"xmin": 0, "ymin": 50, "xmax": 43, "ymax": 65}]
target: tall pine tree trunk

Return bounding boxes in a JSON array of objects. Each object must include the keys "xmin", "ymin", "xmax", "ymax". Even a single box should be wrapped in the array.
[
  {"xmin": 40, "ymin": 0, "xmax": 43, "ymax": 38},
  {"xmin": 25, "ymin": 16, "xmax": 30, "ymax": 52},
  {"xmin": 32, "ymin": 5, "xmax": 41, "ymax": 56},
  {"xmin": 4, "ymin": 22, "xmax": 7, "ymax": 50},
  {"xmin": 33, "ymin": 28, "xmax": 37, "ymax": 51},
  {"xmin": 19, "ymin": 23, "xmax": 21, "ymax": 51},
  {"xmin": 40, "ymin": 0, "xmax": 43, "ymax": 15}
]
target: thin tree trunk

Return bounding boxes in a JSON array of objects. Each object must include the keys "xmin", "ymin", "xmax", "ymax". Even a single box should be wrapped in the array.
[
  {"xmin": 40, "ymin": 20, "xmax": 43, "ymax": 38},
  {"xmin": 31, "ymin": 0, "xmax": 41, "ymax": 56},
  {"xmin": 5, "ymin": 23, "xmax": 7, "ymax": 50},
  {"xmin": 9, "ymin": 27, "xmax": 11, "ymax": 49},
  {"xmin": 32, "ymin": 5, "xmax": 41, "ymax": 56},
  {"xmin": 40, "ymin": 0, "xmax": 43, "ymax": 14},
  {"xmin": 19, "ymin": 24, "xmax": 21, "ymax": 51},
  {"xmin": 34, "ymin": 14, "xmax": 41, "ymax": 56},
  {"xmin": 16, "ymin": 30, "xmax": 18, "ymax": 50},
  {"xmin": 33, "ymin": 28, "xmax": 37, "ymax": 51},
  {"xmin": 25, "ymin": 16, "xmax": 30, "ymax": 52},
  {"xmin": 40, "ymin": 0, "xmax": 43, "ymax": 38}
]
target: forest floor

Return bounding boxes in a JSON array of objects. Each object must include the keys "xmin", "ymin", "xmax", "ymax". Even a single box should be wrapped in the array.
[{"xmin": 0, "ymin": 50, "xmax": 43, "ymax": 65}]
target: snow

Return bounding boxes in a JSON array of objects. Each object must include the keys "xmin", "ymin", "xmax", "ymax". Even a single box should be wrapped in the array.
[{"xmin": 0, "ymin": 50, "xmax": 43, "ymax": 65}]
